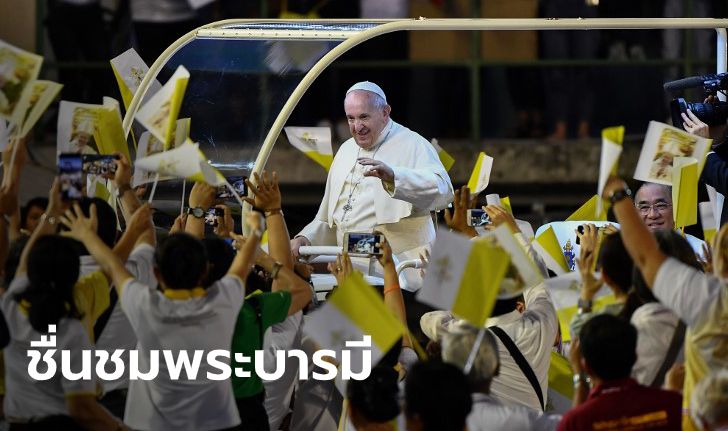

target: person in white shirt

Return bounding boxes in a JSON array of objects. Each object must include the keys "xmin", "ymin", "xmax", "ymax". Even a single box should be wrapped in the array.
[
  {"xmin": 59, "ymin": 193, "xmax": 265, "ymax": 431},
  {"xmin": 603, "ymin": 176, "xmax": 728, "ymax": 431},
  {"xmin": 3, "ymin": 181, "xmax": 123, "ymax": 429},
  {"xmin": 290, "ymin": 81, "xmax": 454, "ymax": 291},
  {"xmin": 442, "ymin": 324, "xmax": 559, "ymax": 431}
]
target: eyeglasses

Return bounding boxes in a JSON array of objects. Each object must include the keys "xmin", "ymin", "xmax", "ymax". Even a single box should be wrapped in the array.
[{"xmin": 636, "ymin": 202, "xmax": 672, "ymax": 214}]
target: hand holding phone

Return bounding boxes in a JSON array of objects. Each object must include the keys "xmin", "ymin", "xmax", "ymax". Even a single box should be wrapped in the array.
[
  {"xmin": 467, "ymin": 209, "xmax": 491, "ymax": 227},
  {"xmin": 344, "ymin": 232, "xmax": 384, "ymax": 256}
]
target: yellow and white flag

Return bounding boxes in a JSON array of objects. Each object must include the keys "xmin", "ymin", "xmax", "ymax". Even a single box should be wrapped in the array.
[
  {"xmin": 706, "ymin": 184, "xmax": 724, "ymax": 232},
  {"xmin": 110, "ymin": 48, "xmax": 162, "ymax": 109},
  {"xmin": 135, "ymin": 65, "xmax": 189, "ymax": 148},
  {"xmin": 699, "ymin": 201, "xmax": 717, "ymax": 245},
  {"xmin": 283, "ymin": 126, "xmax": 333, "ymax": 171},
  {"xmin": 132, "ymin": 118, "xmax": 191, "ymax": 187},
  {"xmin": 418, "ymin": 229, "xmax": 510, "ymax": 327},
  {"xmin": 304, "ymin": 271, "xmax": 406, "ymax": 371},
  {"xmin": 430, "ymin": 138, "xmax": 455, "ymax": 172},
  {"xmin": 566, "ymin": 195, "xmax": 607, "ymax": 222},
  {"xmin": 467, "ymin": 151, "xmax": 494, "ymax": 195},
  {"xmin": 0, "ymin": 40, "xmax": 43, "ymax": 126},
  {"xmin": 532, "ymin": 226, "xmax": 570, "ymax": 275},
  {"xmin": 16, "ymin": 80, "xmax": 63, "ymax": 136},
  {"xmin": 489, "ymin": 224, "xmax": 544, "ymax": 290},
  {"xmin": 134, "ymin": 141, "xmax": 224, "ymax": 186},
  {"xmin": 596, "ymin": 126, "xmax": 624, "ymax": 217},
  {"xmin": 56, "ymin": 97, "xmax": 130, "ymax": 160},
  {"xmin": 672, "ymin": 156, "xmax": 699, "ymax": 229}
]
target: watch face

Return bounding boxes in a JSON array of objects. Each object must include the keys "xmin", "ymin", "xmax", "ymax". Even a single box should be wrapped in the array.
[{"xmin": 190, "ymin": 207, "xmax": 205, "ymax": 218}]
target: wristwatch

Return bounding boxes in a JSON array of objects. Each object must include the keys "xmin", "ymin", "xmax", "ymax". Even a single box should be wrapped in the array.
[
  {"xmin": 577, "ymin": 298, "xmax": 593, "ymax": 313},
  {"xmin": 186, "ymin": 207, "xmax": 205, "ymax": 219},
  {"xmin": 608, "ymin": 186, "xmax": 632, "ymax": 205}
]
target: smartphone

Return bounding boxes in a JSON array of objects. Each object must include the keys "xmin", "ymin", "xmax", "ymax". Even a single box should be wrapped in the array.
[
  {"xmin": 58, "ymin": 154, "xmax": 84, "ymax": 200},
  {"xmin": 204, "ymin": 207, "xmax": 225, "ymax": 226},
  {"xmin": 467, "ymin": 209, "xmax": 490, "ymax": 227},
  {"xmin": 343, "ymin": 232, "xmax": 384, "ymax": 256},
  {"xmin": 217, "ymin": 176, "xmax": 247, "ymax": 199},
  {"xmin": 81, "ymin": 154, "xmax": 119, "ymax": 176}
]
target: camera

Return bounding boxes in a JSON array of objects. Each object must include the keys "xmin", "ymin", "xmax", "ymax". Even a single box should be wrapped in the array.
[
  {"xmin": 670, "ymin": 98, "xmax": 728, "ymax": 128},
  {"xmin": 664, "ymin": 73, "xmax": 728, "ymax": 128}
]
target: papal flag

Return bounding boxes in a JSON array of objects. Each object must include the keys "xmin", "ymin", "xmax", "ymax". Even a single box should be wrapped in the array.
[
  {"xmin": 566, "ymin": 195, "xmax": 607, "ymax": 222},
  {"xmin": 532, "ymin": 226, "xmax": 570, "ymax": 275},
  {"xmin": 17, "ymin": 80, "xmax": 62, "ymax": 136},
  {"xmin": 284, "ymin": 126, "xmax": 333, "ymax": 171},
  {"xmin": 490, "ymin": 224, "xmax": 544, "ymax": 289},
  {"xmin": 700, "ymin": 201, "xmax": 717, "ymax": 244},
  {"xmin": 467, "ymin": 151, "xmax": 494, "ymax": 195},
  {"xmin": 596, "ymin": 126, "xmax": 624, "ymax": 217},
  {"xmin": 134, "ymin": 141, "xmax": 224, "ymax": 186},
  {"xmin": 418, "ymin": 229, "xmax": 510, "ymax": 327},
  {"xmin": 135, "ymin": 65, "xmax": 189, "ymax": 149},
  {"xmin": 110, "ymin": 48, "xmax": 163, "ymax": 109},
  {"xmin": 304, "ymin": 271, "xmax": 406, "ymax": 372},
  {"xmin": 0, "ymin": 40, "xmax": 43, "ymax": 126},
  {"xmin": 672, "ymin": 156, "xmax": 699, "ymax": 229},
  {"xmin": 430, "ymin": 138, "xmax": 455, "ymax": 172}
]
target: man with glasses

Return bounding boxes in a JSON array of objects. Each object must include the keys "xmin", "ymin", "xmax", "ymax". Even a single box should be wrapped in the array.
[{"xmin": 634, "ymin": 182, "xmax": 706, "ymax": 258}]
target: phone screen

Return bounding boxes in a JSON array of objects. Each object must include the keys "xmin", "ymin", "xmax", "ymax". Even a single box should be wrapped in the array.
[
  {"xmin": 82, "ymin": 154, "xmax": 118, "ymax": 176},
  {"xmin": 58, "ymin": 154, "xmax": 84, "ymax": 200},
  {"xmin": 345, "ymin": 233, "xmax": 383, "ymax": 256},
  {"xmin": 467, "ymin": 209, "xmax": 490, "ymax": 227},
  {"xmin": 217, "ymin": 176, "xmax": 247, "ymax": 199},
  {"xmin": 204, "ymin": 208, "xmax": 225, "ymax": 226}
]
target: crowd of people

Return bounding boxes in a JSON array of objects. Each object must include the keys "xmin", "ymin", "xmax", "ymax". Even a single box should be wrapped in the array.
[{"xmin": 0, "ymin": 67, "xmax": 728, "ymax": 431}]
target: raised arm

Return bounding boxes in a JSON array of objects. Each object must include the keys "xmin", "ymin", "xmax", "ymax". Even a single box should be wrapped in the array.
[
  {"xmin": 602, "ymin": 177, "xmax": 666, "ymax": 288},
  {"xmin": 185, "ymin": 182, "xmax": 216, "ymax": 239},
  {"xmin": 256, "ymin": 249, "xmax": 312, "ymax": 315},
  {"xmin": 227, "ymin": 212, "xmax": 263, "ymax": 280},
  {"xmin": 376, "ymin": 237, "xmax": 413, "ymax": 349},
  {"xmin": 112, "ymin": 203, "xmax": 155, "ymax": 262},
  {"xmin": 16, "ymin": 179, "xmax": 65, "ymax": 277},
  {"xmin": 107, "ymin": 152, "xmax": 140, "ymax": 222},
  {"xmin": 245, "ymin": 171, "xmax": 294, "ymax": 270},
  {"xmin": 60, "ymin": 203, "xmax": 135, "ymax": 297},
  {"xmin": 444, "ymin": 186, "xmax": 478, "ymax": 238}
]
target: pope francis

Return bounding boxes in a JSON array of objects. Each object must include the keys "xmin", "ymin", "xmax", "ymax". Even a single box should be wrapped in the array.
[{"xmin": 290, "ymin": 81, "xmax": 454, "ymax": 290}]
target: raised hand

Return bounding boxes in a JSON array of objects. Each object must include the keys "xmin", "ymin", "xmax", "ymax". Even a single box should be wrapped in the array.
[
  {"xmin": 444, "ymin": 186, "xmax": 478, "ymax": 237},
  {"xmin": 328, "ymin": 252, "xmax": 354, "ymax": 286},
  {"xmin": 59, "ymin": 202, "xmax": 98, "ymax": 242},
  {"xmin": 358, "ymin": 158, "xmax": 394, "ymax": 183},
  {"xmin": 244, "ymin": 170, "xmax": 282, "ymax": 211}
]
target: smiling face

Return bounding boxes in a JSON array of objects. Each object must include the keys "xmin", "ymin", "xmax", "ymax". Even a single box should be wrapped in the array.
[
  {"xmin": 635, "ymin": 183, "xmax": 674, "ymax": 231},
  {"xmin": 344, "ymin": 90, "xmax": 391, "ymax": 150}
]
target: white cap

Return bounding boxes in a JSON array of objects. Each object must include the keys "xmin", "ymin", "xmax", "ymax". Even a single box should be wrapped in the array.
[{"xmin": 346, "ymin": 81, "xmax": 387, "ymax": 103}]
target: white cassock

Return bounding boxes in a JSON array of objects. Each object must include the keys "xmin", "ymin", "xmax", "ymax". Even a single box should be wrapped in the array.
[{"xmin": 297, "ymin": 119, "xmax": 454, "ymax": 291}]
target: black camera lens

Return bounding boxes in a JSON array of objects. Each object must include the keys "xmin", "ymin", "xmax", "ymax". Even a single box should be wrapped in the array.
[{"xmin": 671, "ymin": 97, "xmax": 728, "ymax": 127}]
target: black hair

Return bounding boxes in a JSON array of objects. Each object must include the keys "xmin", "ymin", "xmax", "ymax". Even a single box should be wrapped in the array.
[
  {"xmin": 4, "ymin": 235, "xmax": 29, "ymax": 288},
  {"xmin": 621, "ymin": 230, "xmax": 703, "ymax": 319},
  {"xmin": 598, "ymin": 233, "xmax": 633, "ymax": 295},
  {"xmin": 405, "ymin": 361, "xmax": 472, "ymax": 431},
  {"xmin": 60, "ymin": 198, "xmax": 118, "ymax": 252},
  {"xmin": 579, "ymin": 314, "xmax": 637, "ymax": 381},
  {"xmin": 14, "ymin": 236, "xmax": 82, "ymax": 333},
  {"xmin": 202, "ymin": 237, "xmax": 235, "ymax": 287},
  {"xmin": 20, "ymin": 197, "xmax": 48, "ymax": 229},
  {"xmin": 491, "ymin": 294, "xmax": 525, "ymax": 317},
  {"xmin": 347, "ymin": 366, "xmax": 400, "ymax": 423},
  {"xmin": 154, "ymin": 233, "xmax": 208, "ymax": 290}
]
